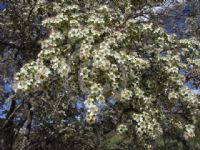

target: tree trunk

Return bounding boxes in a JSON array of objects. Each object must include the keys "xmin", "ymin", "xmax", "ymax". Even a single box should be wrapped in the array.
[{"xmin": 20, "ymin": 101, "xmax": 33, "ymax": 150}]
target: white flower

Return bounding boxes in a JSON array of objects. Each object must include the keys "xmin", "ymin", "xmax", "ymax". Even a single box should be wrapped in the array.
[
  {"xmin": 120, "ymin": 89, "xmax": 132, "ymax": 101},
  {"xmin": 184, "ymin": 124, "xmax": 195, "ymax": 140}
]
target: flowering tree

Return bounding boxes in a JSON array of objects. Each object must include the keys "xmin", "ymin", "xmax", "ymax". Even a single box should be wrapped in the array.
[{"xmin": 1, "ymin": 0, "xmax": 200, "ymax": 149}]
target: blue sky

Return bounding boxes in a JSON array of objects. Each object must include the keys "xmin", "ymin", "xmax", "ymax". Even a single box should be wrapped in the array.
[{"xmin": 0, "ymin": 3, "xmax": 6, "ymax": 11}]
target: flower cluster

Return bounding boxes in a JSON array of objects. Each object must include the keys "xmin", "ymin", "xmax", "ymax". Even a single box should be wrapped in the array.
[
  {"xmin": 132, "ymin": 112, "xmax": 163, "ymax": 141},
  {"xmin": 79, "ymin": 42, "xmax": 92, "ymax": 61},
  {"xmin": 90, "ymin": 83, "xmax": 103, "ymax": 96},
  {"xmin": 38, "ymin": 48, "xmax": 61, "ymax": 60},
  {"xmin": 42, "ymin": 13, "xmax": 68, "ymax": 25},
  {"xmin": 85, "ymin": 103, "xmax": 98, "ymax": 125},
  {"xmin": 117, "ymin": 124, "xmax": 128, "ymax": 134},
  {"xmin": 68, "ymin": 28, "xmax": 83, "ymax": 40},
  {"xmin": 183, "ymin": 124, "xmax": 195, "ymax": 140},
  {"xmin": 120, "ymin": 88, "xmax": 133, "ymax": 102},
  {"xmin": 14, "ymin": 61, "xmax": 51, "ymax": 92},
  {"xmin": 51, "ymin": 56, "xmax": 70, "ymax": 78}
]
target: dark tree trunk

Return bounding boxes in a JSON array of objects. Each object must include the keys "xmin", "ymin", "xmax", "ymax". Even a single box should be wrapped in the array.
[{"xmin": 20, "ymin": 101, "xmax": 33, "ymax": 150}]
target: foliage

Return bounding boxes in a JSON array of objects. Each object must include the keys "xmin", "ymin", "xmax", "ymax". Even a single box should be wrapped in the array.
[{"xmin": 0, "ymin": 0, "xmax": 200, "ymax": 150}]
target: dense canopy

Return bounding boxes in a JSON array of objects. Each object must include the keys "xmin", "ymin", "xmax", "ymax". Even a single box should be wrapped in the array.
[{"xmin": 0, "ymin": 0, "xmax": 200, "ymax": 150}]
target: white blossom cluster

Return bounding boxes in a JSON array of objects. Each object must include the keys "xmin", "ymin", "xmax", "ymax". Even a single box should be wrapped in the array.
[
  {"xmin": 117, "ymin": 124, "xmax": 128, "ymax": 134},
  {"xmin": 180, "ymin": 38, "xmax": 200, "ymax": 49},
  {"xmin": 85, "ymin": 103, "xmax": 98, "ymax": 125},
  {"xmin": 38, "ymin": 48, "xmax": 61, "ymax": 60},
  {"xmin": 132, "ymin": 112, "xmax": 163, "ymax": 141},
  {"xmin": 120, "ymin": 88, "xmax": 133, "ymax": 102},
  {"xmin": 83, "ymin": 83, "xmax": 104, "ymax": 122},
  {"xmin": 42, "ymin": 13, "xmax": 68, "ymax": 25},
  {"xmin": 51, "ymin": 56, "xmax": 70, "ymax": 78},
  {"xmin": 179, "ymin": 87, "xmax": 200, "ymax": 111},
  {"xmin": 183, "ymin": 124, "xmax": 195, "ymax": 140},
  {"xmin": 14, "ymin": 60, "xmax": 51, "ymax": 92}
]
